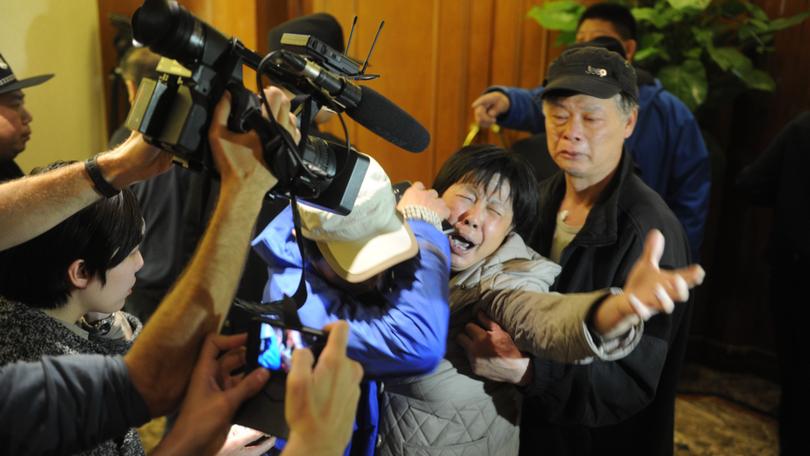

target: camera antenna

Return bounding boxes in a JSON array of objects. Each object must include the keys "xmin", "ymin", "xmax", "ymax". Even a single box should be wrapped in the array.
[
  {"xmin": 345, "ymin": 16, "xmax": 358, "ymax": 55},
  {"xmin": 357, "ymin": 20, "xmax": 384, "ymax": 79}
]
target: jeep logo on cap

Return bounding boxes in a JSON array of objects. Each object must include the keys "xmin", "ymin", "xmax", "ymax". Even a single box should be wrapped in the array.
[{"xmin": 586, "ymin": 65, "xmax": 607, "ymax": 78}]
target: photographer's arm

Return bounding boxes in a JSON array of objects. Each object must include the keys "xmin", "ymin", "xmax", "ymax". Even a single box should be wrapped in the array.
[
  {"xmin": 124, "ymin": 88, "xmax": 295, "ymax": 416},
  {"xmin": 0, "ymin": 133, "xmax": 173, "ymax": 251}
]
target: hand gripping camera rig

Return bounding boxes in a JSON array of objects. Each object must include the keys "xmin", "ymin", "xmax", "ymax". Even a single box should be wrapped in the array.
[{"xmin": 125, "ymin": 0, "xmax": 429, "ymax": 215}]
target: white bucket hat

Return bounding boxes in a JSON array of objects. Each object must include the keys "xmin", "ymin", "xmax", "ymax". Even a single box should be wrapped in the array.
[{"xmin": 296, "ymin": 155, "xmax": 418, "ymax": 283}]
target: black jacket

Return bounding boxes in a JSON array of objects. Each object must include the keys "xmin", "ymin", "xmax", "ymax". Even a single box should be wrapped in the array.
[
  {"xmin": 520, "ymin": 151, "xmax": 692, "ymax": 456},
  {"xmin": 737, "ymin": 111, "xmax": 810, "ymax": 263}
]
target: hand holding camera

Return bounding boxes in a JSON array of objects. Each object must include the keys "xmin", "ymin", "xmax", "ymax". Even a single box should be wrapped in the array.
[
  {"xmin": 285, "ymin": 321, "xmax": 363, "ymax": 455},
  {"xmin": 209, "ymin": 87, "xmax": 301, "ymax": 195}
]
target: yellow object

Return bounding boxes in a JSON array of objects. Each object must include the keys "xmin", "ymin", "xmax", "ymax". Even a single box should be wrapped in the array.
[{"xmin": 463, "ymin": 123, "xmax": 503, "ymax": 147}]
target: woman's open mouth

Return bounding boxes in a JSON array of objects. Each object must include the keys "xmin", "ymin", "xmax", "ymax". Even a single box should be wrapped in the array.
[{"xmin": 449, "ymin": 232, "xmax": 475, "ymax": 254}]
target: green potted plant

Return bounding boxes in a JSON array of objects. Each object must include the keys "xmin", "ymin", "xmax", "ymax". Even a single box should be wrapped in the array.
[{"xmin": 528, "ymin": 0, "xmax": 809, "ymax": 112}]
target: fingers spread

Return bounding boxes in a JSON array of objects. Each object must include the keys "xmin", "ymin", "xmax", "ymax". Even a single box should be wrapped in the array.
[
  {"xmin": 627, "ymin": 292, "xmax": 655, "ymax": 320},
  {"xmin": 643, "ymin": 229, "xmax": 665, "ymax": 268},
  {"xmin": 655, "ymin": 284, "xmax": 675, "ymax": 314}
]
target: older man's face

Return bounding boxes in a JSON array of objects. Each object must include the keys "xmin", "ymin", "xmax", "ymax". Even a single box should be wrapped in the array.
[
  {"xmin": 543, "ymin": 94, "xmax": 636, "ymax": 185},
  {"xmin": 0, "ymin": 90, "xmax": 33, "ymax": 162}
]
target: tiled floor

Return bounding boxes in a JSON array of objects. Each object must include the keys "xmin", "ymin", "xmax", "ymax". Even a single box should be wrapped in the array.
[
  {"xmin": 675, "ymin": 364, "xmax": 779, "ymax": 455},
  {"xmin": 138, "ymin": 364, "xmax": 781, "ymax": 455}
]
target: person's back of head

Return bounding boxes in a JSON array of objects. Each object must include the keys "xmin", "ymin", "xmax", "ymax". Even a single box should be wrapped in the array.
[
  {"xmin": 433, "ymin": 144, "xmax": 540, "ymax": 242},
  {"xmin": 0, "ymin": 161, "xmax": 144, "ymax": 310},
  {"xmin": 118, "ymin": 47, "xmax": 161, "ymax": 101},
  {"xmin": 578, "ymin": 3, "xmax": 637, "ymax": 41}
]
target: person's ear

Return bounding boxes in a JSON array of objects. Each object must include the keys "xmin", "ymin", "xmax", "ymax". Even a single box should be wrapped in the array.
[
  {"xmin": 623, "ymin": 39, "xmax": 638, "ymax": 62},
  {"xmin": 624, "ymin": 107, "xmax": 638, "ymax": 139},
  {"xmin": 67, "ymin": 259, "xmax": 91, "ymax": 289}
]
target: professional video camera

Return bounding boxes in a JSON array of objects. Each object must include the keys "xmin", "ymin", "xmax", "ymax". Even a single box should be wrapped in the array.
[{"xmin": 125, "ymin": 0, "xmax": 429, "ymax": 214}]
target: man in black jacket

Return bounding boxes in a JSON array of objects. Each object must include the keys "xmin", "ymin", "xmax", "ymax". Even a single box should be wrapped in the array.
[
  {"xmin": 460, "ymin": 46, "xmax": 692, "ymax": 456},
  {"xmin": 736, "ymin": 111, "xmax": 810, "ymax": 455}
]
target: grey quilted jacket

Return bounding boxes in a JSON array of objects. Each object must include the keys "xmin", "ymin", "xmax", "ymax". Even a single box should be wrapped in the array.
[{"xmin": 377, "ymin": 233, "xmax": 641, "ymax": 455}]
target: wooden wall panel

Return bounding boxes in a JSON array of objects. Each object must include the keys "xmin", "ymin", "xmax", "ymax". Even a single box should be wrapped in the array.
[
  {"xmin": 96, "ymin": 0, "xmax": 148, "ymax": 137},
  {"xmin": 306, "ymin": 0, "xmax": 559, "ymax": 185}
]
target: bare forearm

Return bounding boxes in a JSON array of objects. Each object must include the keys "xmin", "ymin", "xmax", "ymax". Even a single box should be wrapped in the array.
[
  {"xmin": 0, "ymin": 134, "xmax": 169, "ymax": 251},
  {"xmin": 125, "ymin": 183, "xmax": 265, "ymax": 416},
  {"xmin": 0, "ymin": 162, "xmax": 98, "ymax": 250}
]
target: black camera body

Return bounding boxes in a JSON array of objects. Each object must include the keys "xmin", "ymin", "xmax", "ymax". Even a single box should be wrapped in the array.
[{"xmin": 125, "ymin": 0, "xmax": 369, "ymax": 215}]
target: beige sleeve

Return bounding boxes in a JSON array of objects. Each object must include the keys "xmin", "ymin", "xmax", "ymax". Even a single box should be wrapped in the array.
[{"xmin": 480, "ymin": 287, "xmax": 614, "ymax": 362}]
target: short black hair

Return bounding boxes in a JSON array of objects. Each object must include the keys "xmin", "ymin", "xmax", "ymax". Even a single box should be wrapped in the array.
[
  {"xmin": 433, "ymin": 144, "xmax": 540, "ymax": 241},
  {"xmin": 578, "ymin": 3, "xmax": 637, "ymax": 41},
  {"xmin": 0, "ymin": 161, "xmax": 144, "ymax": 309}
]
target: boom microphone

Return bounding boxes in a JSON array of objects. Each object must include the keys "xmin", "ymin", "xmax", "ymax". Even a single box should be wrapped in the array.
[
  {"xmin": 347, "ymin": 86, "xmax": 430, "ymax": 153},
  {"xmin": 276, "ymin": 51, "xmax": 430, "ymax": 152}
]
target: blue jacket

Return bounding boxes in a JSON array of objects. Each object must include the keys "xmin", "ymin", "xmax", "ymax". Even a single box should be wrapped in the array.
[
  {"xmin": 492, "ymin": 79, "xmax": 710, "ymax": 259},
  {"xmin": 251, "ymin": 206, "xmax": 451, "ymax": 455}
]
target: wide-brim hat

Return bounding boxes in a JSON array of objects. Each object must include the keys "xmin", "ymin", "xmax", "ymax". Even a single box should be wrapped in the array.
[
  {"xmin": 542, "ymin": 45, "xmax": 638, "ymax": 102},
  {"xmin": 0, "ymin": 54, "xmax": 53, "ymax": 95},
  {"xmin": 297, "ymin": 154, "xmax": 417, "ymax": 283}
]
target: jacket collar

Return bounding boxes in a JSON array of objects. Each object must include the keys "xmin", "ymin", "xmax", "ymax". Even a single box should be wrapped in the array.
[
  {"xmin": 450, "ymin": 232, "xmax": 535, "ymax": 288},
  {"xmin": 535, "ymin": 149, "xmax": 635, "ymax": 255}
]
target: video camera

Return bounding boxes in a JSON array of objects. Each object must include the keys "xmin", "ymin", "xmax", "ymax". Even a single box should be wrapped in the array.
[{"xmin": 125, "ymin": 0, "xmax": 429, "ymax": 214}]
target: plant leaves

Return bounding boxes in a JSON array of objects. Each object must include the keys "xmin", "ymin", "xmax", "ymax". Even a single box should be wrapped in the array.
[
  {"xmin": 719, "ymin": 0, "xmax": 746, "ymax": 17},
  {"xmin": 768, "ymin": 11, "xmax": 810, "ymax": 32},
  {"xmin": 684, "ymin": 47, "xmax": 703, "ymax": 59},
  {"xmin": 634, "ymin": 32, "xmax": 668, "ymax": 62},
  {"xmin": 526, "ymin": 1, "xmax": 584, "ymax": 32},
  {"xmin": 743, "ymin": 2, "xmax": 770, "ymax": 21},
  {"xmin": 555, "ymin": 30, "xmax": 577, "ymax": 46},
  {"xmin": 658, "ymin": 60, "xmax": 708, "ymax": 111},
  {"xmin": 632, "ymin": 7, "xmax": 670, "ymax": 29},
  {"xmin": 734, "ymin": 67, "xmax": 776, "ymax": 92},
  {"xmin": 691, "ymin": 27, "xmax": 715, "ymax": 49},
  {"xmin": 667, "ymin": 0, "xmax": 711, "ymax": 12},
  {"xmin": 707, "ymin": 46, "xmax": 750, "ymax": 71}
]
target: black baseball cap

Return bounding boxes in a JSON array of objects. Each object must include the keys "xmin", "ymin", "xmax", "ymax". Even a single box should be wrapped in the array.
[
  {"xmin": 0, "ymin": 53, "xmax": 53, "ymax": 95},
  {"xmin": 542, "ymin": 46, "xmax": 638, "ymax": 102}
]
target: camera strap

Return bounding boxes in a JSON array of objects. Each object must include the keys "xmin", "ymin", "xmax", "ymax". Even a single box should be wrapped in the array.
[{"xmin": 273, "ymin": 194, "xmax": 310, "ymax": 330}]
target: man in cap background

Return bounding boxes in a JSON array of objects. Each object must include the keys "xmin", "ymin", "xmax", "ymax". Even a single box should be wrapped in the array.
[
  {"xmin": 0, "ymin": 53, "xmax": 53, "ymax": 181},
  {"xmin": 472, "ymin": 2, "xmax": 710, "ymax": 261},
  {"xmin": 252, "ymin": 156, "xmax": 451, "ymax": 456},
  {"xmin": 461, "ymin": 46, "xmax": 692, "ymax": 456}
]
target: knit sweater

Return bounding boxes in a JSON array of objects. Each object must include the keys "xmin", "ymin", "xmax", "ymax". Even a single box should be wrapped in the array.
[{"xmin": 0, "ymin": 297, "xmax": 145, "ymax": 456}]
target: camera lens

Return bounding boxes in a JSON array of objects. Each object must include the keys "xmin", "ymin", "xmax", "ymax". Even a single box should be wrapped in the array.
[{"xmin": 132, "ymin": 0, "xmax": 227, "ymax": 66}]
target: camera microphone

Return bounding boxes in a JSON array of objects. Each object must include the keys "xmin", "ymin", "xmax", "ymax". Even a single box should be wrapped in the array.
[
  {"xmin": 347, "ymin": 86, "xmax": 430, "ymax": 153},
  {"xmin": 277, "ymin": 51, "xmax": 430, "ymax": 153},
  {"xmin": 278, "ymin": 51, "xmax": 362, "ymax": 110}
]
